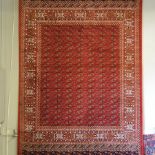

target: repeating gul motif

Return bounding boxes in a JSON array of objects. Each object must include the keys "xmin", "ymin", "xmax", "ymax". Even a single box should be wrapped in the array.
[{"xmin": 39, "ymin": 25, "xmax": 121, "ymax": 127}]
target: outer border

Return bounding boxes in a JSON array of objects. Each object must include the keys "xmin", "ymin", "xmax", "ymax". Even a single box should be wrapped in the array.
[
  {"xmin": 18, "ymin": 0, "xmax": 22, "ymax": 154},
  {"xmin": 139, "ymin": 0, "xmax": 144, "ymax": 155},
  {"xmin": 18, "ymin": 0, "xmax": 144, "ymax": 154}
]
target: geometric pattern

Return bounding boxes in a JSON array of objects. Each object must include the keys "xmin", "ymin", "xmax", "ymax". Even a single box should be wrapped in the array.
[
  {"xmin": 18, "ymin": 0, "xmax": 143, "ymax": 154},
  {"xmin": 144, "ymin": 134, "xmax": 155, "ymax": 155},
  {"xmin": 40, "ymin": 25, "xmax": 121, "ymax": 126}
]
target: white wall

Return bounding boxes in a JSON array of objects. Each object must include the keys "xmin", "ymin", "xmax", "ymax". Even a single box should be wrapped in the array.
[
  {"xmin": 143, "ymin": 0, "xmax": 155, "ymax": 134},
  {"xmin": 0, "ymin": 0, "xmax": 155, "ymax": 154},
  {"xmin": 0, "ymin": 0, "xmax": 18, "ymax": 155}
]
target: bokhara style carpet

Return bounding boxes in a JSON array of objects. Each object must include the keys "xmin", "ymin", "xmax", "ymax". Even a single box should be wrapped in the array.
[{"xmin": 18, "ymin": 0, "xmax": 143, "ymax": 154}]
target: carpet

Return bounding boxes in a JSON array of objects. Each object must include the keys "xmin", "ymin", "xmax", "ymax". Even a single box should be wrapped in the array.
[
  {"xmin": 18, "ymin": 0, "xmax": 143, "ymax": 154},
  {"xmin": 144, "ymin": 134, "xmax": 155, "ymax": 155}
]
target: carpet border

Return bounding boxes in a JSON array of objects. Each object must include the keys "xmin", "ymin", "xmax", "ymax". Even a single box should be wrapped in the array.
[
  {"xmin": 18, "ymin": 0, "xmax": 22, "ymax": 154},
  {"xmin": 139, "ymin": 0, "xmax": 144, "ymax": 155}
]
